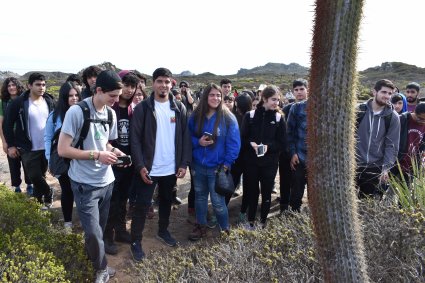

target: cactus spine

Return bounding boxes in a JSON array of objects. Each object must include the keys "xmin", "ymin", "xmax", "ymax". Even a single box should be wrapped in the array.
[{"xmin": 307, "ymin": 0, "xmax": 369, "ymax": 282}]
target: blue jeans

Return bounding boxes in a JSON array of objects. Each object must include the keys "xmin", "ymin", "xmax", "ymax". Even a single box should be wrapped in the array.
[
  {"xmin": 193, "ymin": 163, "xmax": 229, "ymax": 230},
  {"xmin": 71, "ymin": 180, "xmax": 113, "ymax": 271}
]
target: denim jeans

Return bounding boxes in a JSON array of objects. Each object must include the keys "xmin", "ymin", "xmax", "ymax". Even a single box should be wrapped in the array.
[
  {"xmin": 71, "ymin": 180, "xmax": 113, "ymax": 271},
  {"xmin": 192, "ymin": 163, "xmax": 229, "ymax": 230}
]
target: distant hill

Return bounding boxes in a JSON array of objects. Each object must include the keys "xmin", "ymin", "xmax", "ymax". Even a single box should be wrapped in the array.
[
  {"xmin": 359, "ymin": 62, "xmax": 425, "ymax": 87},
  {"xmin": 237, "ymin": 62, "xmax": 309, "ymax": 76},
  {"xmin": 0, "ymin": 71, "xmax": 21, "ymax": 80}
]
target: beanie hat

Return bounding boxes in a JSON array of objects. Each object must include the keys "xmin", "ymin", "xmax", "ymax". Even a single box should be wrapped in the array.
[
  {"xmin": 118, "ymin": 70, "xmax": 131, "ymax": 79},
  {"xmin": 96, "ymin": 70, "xmax": 122, "ymax": 92}
]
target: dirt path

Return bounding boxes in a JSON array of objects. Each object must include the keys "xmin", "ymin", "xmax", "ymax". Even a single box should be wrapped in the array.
[{"xmin": 0, "ymin": 142, "xmax": 283, "ymax": 282}]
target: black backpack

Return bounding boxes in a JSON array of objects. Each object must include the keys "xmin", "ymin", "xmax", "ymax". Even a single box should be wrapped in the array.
[
  {"xmin": 48, "ymin": 100, "xmax": 113, "ymax": 176},
  {"xmin": 356, "ymin": 103, "xmax": 391, "ymax": 132}
]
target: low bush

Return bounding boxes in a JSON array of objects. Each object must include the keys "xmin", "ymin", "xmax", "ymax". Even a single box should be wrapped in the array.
[
  {"xmin": 0, "ymin": 185, "xmax": 92, "ymax": 282},
  {"xmin": 132, "ymin": 202, "xmax": 424, "ymax": 282}
]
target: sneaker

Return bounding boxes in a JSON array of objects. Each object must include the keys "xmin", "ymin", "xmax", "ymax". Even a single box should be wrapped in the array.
[
  {"xmin": 26, "ymin": 184, "xmax": 33, "ymax": 196},
  {"xmin": 243, "ymin": 222, "xmax": 255, "ymax": 231},
  {"xmin": 104, "ymin": 239, "xmax": 118, "ymax": 255},
  {"xmin": 237, "ymin": 212, "xmax": 247, "ymax": 224},
  {"xmin": 188, "ymin": 224, "xmax": 207, "ymax": 241},
  {"xmin": 95, "ymin": 269, "xmax": 109, "ymax": 283},
  {"xmin": 130, "ymin": 241, "xmax": 145, "ymax": 262},
  {"xmin": 14, "ymin": 186, "xmax": 22, "ymax": 193},
  {"xmin": 156, "ymin": 230, "xmax": 177, "ymax": 247},
  {"xmin": 115, "ymin": 230, "xmax": 132, "ymax": 243},
  {"xmin": 107, "ymin": 266, "xmax": 116, "ymax": 278},
  {"xmin": 64, "ymin": 222, "xmax": 73, "ymax": 233},
  {"xmin": 206, "ymin": 216, "xmax": 217, "ymax": 229}
]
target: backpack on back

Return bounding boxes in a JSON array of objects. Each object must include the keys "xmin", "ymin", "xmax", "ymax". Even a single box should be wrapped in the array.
[
  {"xmin": 48, "ymin": 100, "xmax": 113, "ymax": 176},
  {"xmin": 356, "ymin": 103, "xmax": 391, "ymax": 132}
]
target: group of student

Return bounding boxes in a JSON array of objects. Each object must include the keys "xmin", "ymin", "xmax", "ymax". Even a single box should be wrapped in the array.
[{"xmin": 0, "ymin": 66, "xmax": 421, "ymax": 283}]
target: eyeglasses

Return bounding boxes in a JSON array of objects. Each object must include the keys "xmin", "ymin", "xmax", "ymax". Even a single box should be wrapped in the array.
[{"xmin": 34, "ymin": 83, "xmax": 46, "ymax": 87}]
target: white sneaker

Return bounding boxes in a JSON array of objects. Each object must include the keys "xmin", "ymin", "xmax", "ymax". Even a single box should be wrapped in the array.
[
  {"xmin": 95, "ymin": 269, "xmax": 109, "ymax": 283},
  {"xmin": 64, "ymin": 222, "xmax": 72, "ymax": 233}
]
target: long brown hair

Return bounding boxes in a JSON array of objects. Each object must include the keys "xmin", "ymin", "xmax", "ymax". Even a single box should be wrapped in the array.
[{"xmin": 192, "ymin": 83, "xmax": 231, "ymax": 138}]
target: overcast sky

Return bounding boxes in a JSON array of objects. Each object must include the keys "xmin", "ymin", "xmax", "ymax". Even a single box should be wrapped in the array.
[{"xmin": 0, "ymin": 0, "xmax": 422, "ymax": 76}]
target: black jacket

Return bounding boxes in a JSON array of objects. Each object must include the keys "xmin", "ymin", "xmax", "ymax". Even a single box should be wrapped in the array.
[
  {"xmin": 240, "ymin": 107, "xmax": 286, "ymax": 166},
  {"xmin": 398, "ymin": 112, "xmax": 425, "ymax": 161},
  {"xmin": 130, "ymin": 93, "xmax": 192, "ymax": 173},
  {"xmin": 3, "ymin": 90, "xmax": 55, "ymax": 151}
]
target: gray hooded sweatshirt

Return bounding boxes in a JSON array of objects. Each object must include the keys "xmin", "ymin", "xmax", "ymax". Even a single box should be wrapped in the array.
[{"xmin": 356, "ymin": 99, "xmax": 400, "ymax": 171}]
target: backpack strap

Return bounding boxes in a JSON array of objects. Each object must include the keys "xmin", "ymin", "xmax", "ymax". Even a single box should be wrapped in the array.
[
  {"xmin": 75, "ymin": 101, "xmax": 91, "ymax": 149},
  {"xmin": 356, "ymin": 103, "xmax": 368, "ymax": 128},
  {"xmin": 383, "ymin": 113, "xmax": 392, "ymax": 133}
]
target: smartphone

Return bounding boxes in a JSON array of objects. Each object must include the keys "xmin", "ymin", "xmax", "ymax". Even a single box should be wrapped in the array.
[
  {"xmin": 114, "ymin": 155, "xmax": 132, "ymax": 166},
  {"xmin": 146, "ymin": 173, "xmax": 152, "ymax": 181},
  {"xmin": 203, "ymin": 132, "xmax": 213, "ymax": 141},
  {"xmin": 257, "ymin": 144, "xmax": 265, "ymax": 157}
]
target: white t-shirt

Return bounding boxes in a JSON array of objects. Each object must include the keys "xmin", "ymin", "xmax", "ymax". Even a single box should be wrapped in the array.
[
  {"xmin": 61, "ymin": 98, "xmax": 118, "ymax": 187},
  {"xmin": 150, "ymin": 100, "xmax": 176, "ymax": 176},
  {"xmin": 28, "ymin": 98, "xmax": 49, "ymax": 150}
]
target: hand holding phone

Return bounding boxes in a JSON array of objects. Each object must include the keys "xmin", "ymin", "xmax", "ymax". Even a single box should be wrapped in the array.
[
  {"xmin": 203, "ymin": 132, "xmax": 213, "ymax": 141},
  {"xmin": 114, "ymin": 155, "xmax": 132, "ymax": 166}
]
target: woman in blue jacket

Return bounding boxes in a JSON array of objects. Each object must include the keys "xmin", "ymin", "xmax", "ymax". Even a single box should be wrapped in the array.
[
  {"xmin": 44, "ymin": 82, "xmax": 80, "ymax": 229},
  {"xmin": 188, "ymin": 83, "xmax": 241, "ymax": 241}
]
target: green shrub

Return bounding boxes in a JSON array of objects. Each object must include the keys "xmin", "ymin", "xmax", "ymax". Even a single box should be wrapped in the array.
[
  {"xmin": 131, "ymin": 203, "xmax": 424, "ymax": 282},
  {"xmin": 0, "ymin": 185, "xmax": 93, "ymax": 282}
]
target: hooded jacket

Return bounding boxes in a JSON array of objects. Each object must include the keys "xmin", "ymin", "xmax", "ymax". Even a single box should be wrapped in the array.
[
  {"xmin": 356, "ymin": 99, "xmax": 400, "ymax": 170},
  {"xmin": 240, "ymin": 106, "xmax": 286, "ymax": 166},
  {"xmin": 3, "ymin": 90, "xmax": 55, "ymax": 151},
  {"xmin": 130, "ymin": 93, "xmax": 192, "ymax": 173}
]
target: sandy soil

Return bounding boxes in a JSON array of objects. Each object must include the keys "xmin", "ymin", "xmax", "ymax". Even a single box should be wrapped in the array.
[{"xmin": 0, "ymin": 142, "xmax": 283, "ymax": 282}]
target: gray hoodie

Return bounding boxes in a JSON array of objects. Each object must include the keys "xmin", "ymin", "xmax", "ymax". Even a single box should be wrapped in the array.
[{"xmin": 356, "ymin": 99, "xmax": 400, "ymax": 171}]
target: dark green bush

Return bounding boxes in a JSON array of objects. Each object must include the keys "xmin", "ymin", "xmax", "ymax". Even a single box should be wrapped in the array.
[
  {"xmin": 131, "ymin": 203, "xmax": 424, "ymax": 282},
  {"xmin": 0, "ymin": 185, "xmax": 93, "ymax": 282}
]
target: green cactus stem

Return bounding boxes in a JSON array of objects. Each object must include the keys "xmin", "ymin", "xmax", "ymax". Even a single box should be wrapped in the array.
[{"xmin": 307, "ymin": 0, "xmax": 369, "ymax": 282}]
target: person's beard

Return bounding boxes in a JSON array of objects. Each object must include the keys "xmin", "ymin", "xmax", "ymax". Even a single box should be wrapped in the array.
[{"xmin": 407, "ymin": 96, "xmax": 417, "ymax": 103}]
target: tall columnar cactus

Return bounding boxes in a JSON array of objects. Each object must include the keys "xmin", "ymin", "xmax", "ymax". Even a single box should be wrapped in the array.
[{"xmin": 307, "ymin": 0, "xmax": 369, "ymax": 282}]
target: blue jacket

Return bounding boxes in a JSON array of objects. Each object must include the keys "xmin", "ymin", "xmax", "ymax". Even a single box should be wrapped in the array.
[
  {"xmin": 287, "ymin": 100, "xmax": 307, "ymax": 163},
  {"xmin": 44, "ymin": 111, "xmax": 62, "ymax": 161},
  {"xmin": 189, "ymin": 112, "xmax": 241, "ymax": 169}
]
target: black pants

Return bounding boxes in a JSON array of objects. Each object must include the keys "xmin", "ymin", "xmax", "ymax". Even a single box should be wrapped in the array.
[
  {"xmin": 58, "ymin": 173, "xmax": 73, "ymax": 222},
  {"xmin": 278, "ymin": 152, "xmax": 292, "ymax": 211},
  {"xmin": 225, "ymin": 158, "xmax": 244, "ymax": 206},
  {"xmin": 244, "ymin": 163, "xmax": 278, "ymax": 223},
  {"xmin": 131, "ymin": 173, "xmax": 176, "ymax": 242},
  {"xmin": 7, "ymin": 155, "xmax": 31, "ymax": 187},
  {"xmin": 290, "ymin": 160, "xmax": 307, "ymax": 212},
  {"xmin": 187, "ymin": 166, "xmax": 195, "ymax": 209},
  {"xmin": 356, "ymin": 166, "xmax": 385, "ymax": 199},
  {"xmin": 105, "ymin": 166, "xmax": 134, "ymax": 239},
  {"xmin": 20, "ymin": 150, "xmax": 50, "ymax": 203}
]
